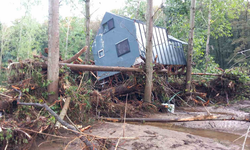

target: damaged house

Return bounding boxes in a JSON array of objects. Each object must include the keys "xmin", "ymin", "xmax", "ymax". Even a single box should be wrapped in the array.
[{"xmin": 92, "ymin": 12, "xmax": 187, "ymax": 80}]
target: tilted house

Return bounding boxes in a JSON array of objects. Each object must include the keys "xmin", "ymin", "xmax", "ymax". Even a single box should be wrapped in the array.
[{"xmin": 92, "ymin": 12, "xmax": 187, "ymax": 80}]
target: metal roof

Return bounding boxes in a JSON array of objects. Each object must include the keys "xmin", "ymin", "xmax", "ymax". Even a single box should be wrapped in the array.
[
  {"xmin": 168, "ymin": 35, "xmax": 188, "ymax": 45},
  {"xmin": 134, "ymin": 20, "xmax": 187, "ymax": 65}
]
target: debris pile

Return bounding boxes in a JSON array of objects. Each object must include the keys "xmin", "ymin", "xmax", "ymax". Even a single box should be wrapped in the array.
[{"xmin": 0, "ymin": 46, "xmax": 250, "ymax": 149}]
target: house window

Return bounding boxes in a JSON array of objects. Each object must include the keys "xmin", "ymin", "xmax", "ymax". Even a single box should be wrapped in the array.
[
  {"xmin": 98, "ymin": 49, "xmax": 104, "ymax": 58},
  {"xmin": 116, "ymin": 39, "xmax": 130, "ymax": 57},
  {"xmin": 103, "ymin": 18, "xmax": 115, "ymax": 33}
]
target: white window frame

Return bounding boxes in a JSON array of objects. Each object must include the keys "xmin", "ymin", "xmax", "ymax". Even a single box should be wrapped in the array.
[{"xmin": 98, "ymin": 49, "xmax": 105, "ymax": 58}]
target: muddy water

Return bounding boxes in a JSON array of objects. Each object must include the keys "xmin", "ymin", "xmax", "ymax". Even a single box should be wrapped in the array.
[{"xmin": 131, "ymin": 122, "xmax": 250, "ymax": 149}]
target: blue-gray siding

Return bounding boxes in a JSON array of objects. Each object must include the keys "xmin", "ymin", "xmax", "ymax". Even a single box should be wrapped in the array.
[{"xmin": 92, "ymin": 13, "xmax": 140, "ymax": 80}]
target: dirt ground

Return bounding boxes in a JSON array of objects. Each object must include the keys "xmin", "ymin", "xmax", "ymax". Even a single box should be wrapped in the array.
[
  {"xmin": 150, "ymin": 100, "xmax": 250, "ymax": 134},
  {"xmin": 86, "ymin": 122, "xmax": 241, "ymax": 150},
  {"xmin": 33, "ymin": 100, "xmax": 250, "ymax": 150}
]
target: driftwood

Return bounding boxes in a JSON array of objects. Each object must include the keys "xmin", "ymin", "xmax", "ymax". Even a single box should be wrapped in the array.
[
  {"xmin": 99, "ymin": 114, "xmax": 250, "ymax": 123},
  {"xmin": 12, "ymin": 87, "xmax": 96, "ymax": 150},
  {"xmin": 60, "ymin": 46, "xmax": 87, "ymax": 63},
  {"xmin": 8, "ymin": 46, "xmax": 226, "ymax": 77},
  {"xmin": 60, "ymin": 63, "xmax": 143, "ymax": 72},
  {"xmin": 33, "ymin": 46, "xmax": 87, "ymax": 63},
  {"xmin": 60, "ymin": 63, "xmax": 225, "ymax": 76},
  {"xmin": 55, "ymin": 97, "xmax": 71, "ymax": 128}
]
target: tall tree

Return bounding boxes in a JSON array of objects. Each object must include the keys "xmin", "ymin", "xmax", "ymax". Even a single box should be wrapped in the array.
[
  {"xmin": 48, "ymin": 0, "xmax": 60, "ymax": 103},
  {"xmin": 186, "ymin": 0, "xmax": 196, "ymax": 93},
  {"xmin": 84, "ymin": 0, "xmax": 90, "ymax": 63},
  {"xmin": 64, "ymin": 18, "xmax": 72, "ymax": 60},
  {"xmin": 205, "ymin": 0, "xmax": 211, "ymax": 63},
  {"xmin": 0, "ymin": 24, "xmax": 11, "ymax": 73},
  {"xmin": 0, "ymin": 24, "xmax": 4, "ymax": 73},
  {"xmin": 144, "ymin": 0, "xmax": 153, "ymax": 103}
]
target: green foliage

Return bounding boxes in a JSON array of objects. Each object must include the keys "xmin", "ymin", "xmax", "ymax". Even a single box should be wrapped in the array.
[
  {"xmin": 0, "ymin": 128, "xmax": 13, "ymax": 142},
  {"xmin": 112, "ymin": 0, "xmax": 147, "ymax": 21},
  {"xmin": 59, "ymin": 17, "xmax": 87, "ymax": 60},
  {"xmin": 226, "ymin": 67, "xmax": 250, "ymax": 83},
  {"xmin": 48, "ymin": 116, "xmax": 56, "ymax": 124},
  {"xmin": 5, "ymin": 129, "xmax": 13, "ymax": 140},
  {"xmin": 0, "ymin": 71, "xmax": 7, "ymax": 86},
  {"xmin": 5, "ymin": 15, "xmax": 47, "ymax": 61}
]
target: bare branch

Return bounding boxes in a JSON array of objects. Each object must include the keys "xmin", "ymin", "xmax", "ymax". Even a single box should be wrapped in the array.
[
  {"xmin": 200, "ymin": 10, "xmax": 208, "ymax": 25},
  {"xmin": 12, "ymin": 87, "xmax": 96, "ymax": 150},
  {"xmin": 60, "ymin": 46, "xmax": 87, "ymax": 63}
]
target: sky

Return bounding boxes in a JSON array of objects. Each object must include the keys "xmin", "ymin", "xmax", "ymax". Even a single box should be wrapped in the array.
[{"xmin": 0, "ymin": 0, "xmax": 163, "ymax": 25}]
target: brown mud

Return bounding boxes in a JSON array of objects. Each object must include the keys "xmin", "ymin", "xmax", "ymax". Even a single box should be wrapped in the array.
[{"xmin": 30, "ymin": 100, "xmax": 250, "ymax": 150}]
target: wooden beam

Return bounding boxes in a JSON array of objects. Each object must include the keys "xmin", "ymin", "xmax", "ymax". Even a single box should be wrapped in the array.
[
  {"xmin": 59, "ymin": 63, "xmax": 143, "ymax": 72},
  {"xmin": 99, "ymin": 115, "xmax": 250, "ymax": 123}
]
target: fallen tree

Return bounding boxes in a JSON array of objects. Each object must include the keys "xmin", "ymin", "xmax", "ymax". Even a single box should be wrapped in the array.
[
  {"xmin": 8, "ymin": 45, "xmax": 227, "ymax": 76},
  {"xmin": 99, "ymin": 114, "xmax": 250, "ymax": 123}
]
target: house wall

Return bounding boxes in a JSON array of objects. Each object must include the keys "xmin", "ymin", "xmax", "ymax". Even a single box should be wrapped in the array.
[{"xmin": 92, "ymin": 12, "xmax": 140, "ymax": 80}]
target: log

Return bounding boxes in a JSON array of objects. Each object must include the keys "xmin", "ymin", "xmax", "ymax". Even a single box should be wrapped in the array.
[
  {"xmin": 55, "ymin": 97, "xmax": 71, "ymax": 128},
  {"xmin": 60, "ymin": 46, "xmax": 87, "ymax": 63},
  {"xmin": 59, "ymin": 63, "xmax": 143, "ymax": 72},
  {"xmin": 9, "ymin": 57, "xmax": 223, "ymax": 77},
  {"xmin": 99, "ymin": 115, "xmax": 250, "ymax": 123},
  {"xmin": 34, "ymin": 46, "xmax": 87, "ymax": 63}
]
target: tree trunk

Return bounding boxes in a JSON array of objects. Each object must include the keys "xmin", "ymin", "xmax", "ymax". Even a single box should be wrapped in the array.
[
  {"xmin": 0, "ymin": 26, "xmax": 9, "ymax": 74},
  {"xmin": 85, "ymin": 0, "xmax": 90, "ymax": 63},
  {"xmin": 144, "ymin": 0, "xmax": 153, "ymax": 103},
  {"xmin": 0, "ymin": 27, "xmax": 3, "ymax": 74},
  {"xmin": 205, "ymin": 0, "xmax": 211, "ymax": 63},
  {"xmin": 48, "ymin": 0, "xmax": 60, "ymax": 103},
  {"xmin": 17, "ymin": 23, "xmax": 23, "ymax": 61},
  {"xmin": 186, "ymin": 0, "xmax": 196, "ymax": 93},
  {"xmin": 65, "ymin": 18, "xmax": 72, "ymax": 60}
]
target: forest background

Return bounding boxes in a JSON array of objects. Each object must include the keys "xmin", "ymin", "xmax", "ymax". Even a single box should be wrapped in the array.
[{"xmin": 0, "ymin": 0, "xmax": 250, "ymax": 84}]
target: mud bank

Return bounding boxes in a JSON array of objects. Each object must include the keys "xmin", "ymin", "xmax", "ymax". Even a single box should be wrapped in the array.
[{"xmin": 86, "ymin": 122, "xmax": 240, "ymax": 150}]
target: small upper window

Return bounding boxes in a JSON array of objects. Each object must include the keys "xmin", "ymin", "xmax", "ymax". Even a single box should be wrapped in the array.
[
  {"xmin": 103, "ymin": 19, "xmax": 115, "ymax": 33},
  {"xmin": 98, "ymin": 49, "xmax": 104, "ymax": 58},
  {"xmin": 116, "ymin": 39, "xmax": 130, "ymax": 57}
]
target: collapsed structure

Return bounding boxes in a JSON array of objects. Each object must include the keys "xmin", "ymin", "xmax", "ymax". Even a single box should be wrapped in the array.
[{"xmin": 92, "ymin": 12, "xmax": 187, "ymax": 80}]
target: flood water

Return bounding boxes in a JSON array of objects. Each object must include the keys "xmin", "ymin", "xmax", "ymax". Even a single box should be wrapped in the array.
[{"xmin": 131, "ymin": 122, "xmax": 250, "ymax": 149}]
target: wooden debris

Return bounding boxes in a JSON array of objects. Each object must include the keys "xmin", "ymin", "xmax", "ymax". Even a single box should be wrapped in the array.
[
  {"xmin": 55, "ymin": 97, "xmax": 71, "ymax": 128},
  {"xmin": 80, "ymin": 125, "xmax": 91, "ymax": 132},
  {"xmin": 99, "ymin": 114, "xmax": 250, "ymax": 123},
  {"xmin": 60, "ymin": 63, "xmax": 143, "ymax": 72},
  {"xmin": 12, "ymin": 87, "xmax": 96, "ymax": 150},
  {"xmin": 191, "ymin": 73, "xmax": 222, "ymax": 76},
  {"xmin": 60, "ymin": 46, "xmax": 87, "ymax": 63}
]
